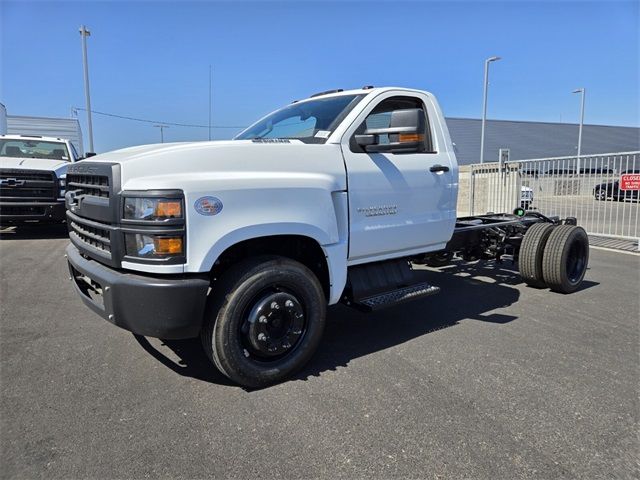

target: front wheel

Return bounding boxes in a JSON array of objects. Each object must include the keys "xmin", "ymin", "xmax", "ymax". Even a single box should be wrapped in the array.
[
  {"xmin": 594, "ymin": 189, "xmax": 607, "ymax": 201},
  {"xmin": 200, "ymin": 256, "xmax": 326, "ymax": 388}
]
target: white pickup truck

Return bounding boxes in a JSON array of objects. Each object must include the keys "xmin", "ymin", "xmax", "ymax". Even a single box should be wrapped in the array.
[
  {"xmin": 0, "ymin": 134, "xmax": 85, "ymax": 224},
  {"xmin": 65, "ymin": 86, "xmax": 589, "ymax": 387}
]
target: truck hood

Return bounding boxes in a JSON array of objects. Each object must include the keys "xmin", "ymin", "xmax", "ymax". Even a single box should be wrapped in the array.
[
  {"xmin": 83, "ymin": 139, "xmax": 347, "ymax": 192},
  {"xmin": 0, "ymin": 156, "xmax": 70, "ymax": 172}
]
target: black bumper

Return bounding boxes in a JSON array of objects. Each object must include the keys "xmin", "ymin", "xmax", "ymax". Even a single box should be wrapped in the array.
[
  {"xmin": 66, "ymin": 244, "xmax": 209, "ymax": 339},
  {"xmin": 0, "ymin": 201, "xmax": 66, "ymax": 223}
]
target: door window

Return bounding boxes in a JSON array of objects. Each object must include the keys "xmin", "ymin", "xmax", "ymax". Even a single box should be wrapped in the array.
[{"xmin": 351, "ymin": 96, "xmax": 434, "ymax": 153}]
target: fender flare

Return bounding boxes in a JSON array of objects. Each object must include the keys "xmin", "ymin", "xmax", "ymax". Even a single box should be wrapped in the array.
[{"xmin": 198, "ymin": 222, "xmax": 348, "ymax": 305}]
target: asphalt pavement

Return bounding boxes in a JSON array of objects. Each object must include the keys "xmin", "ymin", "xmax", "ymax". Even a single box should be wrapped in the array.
[{"xmin": 1, "ymin": 225, "xmax": 638, "ymax": 479}]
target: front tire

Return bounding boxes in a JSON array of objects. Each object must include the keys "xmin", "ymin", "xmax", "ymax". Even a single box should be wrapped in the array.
[
  {"xmin": 200, "ymin": 256, "xmax": 326, "ymax": 388},
  {"xmin": 595, "ymin": 188, "xmax": 607, "ymax": 201}
]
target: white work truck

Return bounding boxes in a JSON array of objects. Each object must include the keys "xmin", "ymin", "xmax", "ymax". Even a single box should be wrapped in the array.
[
  {"xmin": 65, "ymin": 87, "xmax": 589, "ymax": 387},
  {"xmin": 0, "ymin": 134, "xmax": 85, "ymax": 224}
]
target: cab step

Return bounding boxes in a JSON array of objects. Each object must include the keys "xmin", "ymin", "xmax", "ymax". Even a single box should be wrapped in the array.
[
  {"xmin": 354, "ymin": 282, "xmax": 440, "ymax": 312},
  {"xmin": 345, "ymin": 259, "xmax": 440, "ymax": 312}
]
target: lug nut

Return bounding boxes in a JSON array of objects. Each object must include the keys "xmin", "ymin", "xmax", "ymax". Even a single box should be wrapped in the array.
[
  {"xmin": 257, "ymin": 333, "xmax": 267, "ymax": 342},
  {"xmin": 259, "ymin": 315, "xmax": 268, "ymax": 324},
  {"xmin": 271, "ymin": 302, "xmax": 280, "ymax": 310},
  {"xmin": 285, "ymin": 300, "xmax": 294, "ymax": 308}
]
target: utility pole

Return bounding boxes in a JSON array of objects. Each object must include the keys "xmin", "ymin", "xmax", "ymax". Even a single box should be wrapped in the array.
[
  {"xmin": 208, "ymin": 65, "xmax": 212, "ymax": 141},
  {"xmin": 480, "ymin": 56, "xmax": 501, "ymax": 163},
  {"xmin": 79, "ymin": 25, "xmax": 94, "ymax": 153},
  {"xmin": 572, "ymin": 88, "xmax": 585, "ymax": 174},
  {"xmin": 154, "ymin": 125, "xmax": 169, "ymax": 143}
]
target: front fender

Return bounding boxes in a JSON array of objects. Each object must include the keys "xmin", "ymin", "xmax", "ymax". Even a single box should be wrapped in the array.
[{"xmin": 198, "ymin": 222, "xmax": 335, "ymax": 272}]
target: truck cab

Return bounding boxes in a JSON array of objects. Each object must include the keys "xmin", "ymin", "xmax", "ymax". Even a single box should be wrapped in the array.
[
  {"xmin": 64, "ymin": 87, "xmax": 589, "ymax": 387},
  {"xmin": 0, "ymin": 134, "xmax": 82, "ymax": 224}
]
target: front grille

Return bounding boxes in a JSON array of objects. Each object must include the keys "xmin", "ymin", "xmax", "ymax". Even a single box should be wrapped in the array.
[
  {"xmin": 0, "ymin": 205, "xmax": 47, "ymax": 216},
  {"xmin": 68, "ymin": 215, "xmax": 112, "ymax": 258},
  {"xmin": 67, "ymin": 174, "xmax": 110, "ymax": 198},
  {"xmin": 0, "ymin": 169, "xmax": 57, "ymax": 201}
]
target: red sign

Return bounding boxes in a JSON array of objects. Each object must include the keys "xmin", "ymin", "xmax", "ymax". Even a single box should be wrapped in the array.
[{"xmin": 620, "ymin": 174, "xmax": 640, "ymax": 191}]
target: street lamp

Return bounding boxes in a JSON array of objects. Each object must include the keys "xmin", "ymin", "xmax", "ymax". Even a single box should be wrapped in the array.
[
  {"xmin": 154, "ymin": 125, "xmax": 169, "ymax": 143},
  {"xmin": 79, "ymin": 25, "xmax": 94, "ymax": 153},
  {"xmin": 572, "ymin": 88, "xmax": 585, "ymax": 173},
  {"xmin": 480, "ymin": 56, "xmax": 501, "ymax": 164}
]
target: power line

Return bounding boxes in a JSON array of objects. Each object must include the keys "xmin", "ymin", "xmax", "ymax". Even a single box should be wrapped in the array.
[{"xmin": 73, "ymin": 107, "xmax": 246, "ymax": 129}]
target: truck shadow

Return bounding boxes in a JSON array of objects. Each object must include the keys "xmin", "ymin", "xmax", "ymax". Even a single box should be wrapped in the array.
[
  {"xmin": 0, "ymin": 224, "xmax": 68, "ymax": 240},
  {"xmin": 136, "ymin": 260, "xmax": 583, "ymax": 389}
]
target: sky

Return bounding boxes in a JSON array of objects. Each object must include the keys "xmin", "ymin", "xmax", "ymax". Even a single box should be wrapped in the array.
[{"xmin": 1, "ymin": 0, "xmax": 638, "ymax": 153}]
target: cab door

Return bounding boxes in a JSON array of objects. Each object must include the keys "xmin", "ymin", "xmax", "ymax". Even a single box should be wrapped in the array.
[{"xmin": 341, "ymin": 92, "xmax": 457, "ymax": 263}]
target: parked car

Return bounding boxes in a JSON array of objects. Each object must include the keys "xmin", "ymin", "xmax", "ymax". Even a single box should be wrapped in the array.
[
  {"xmin": 594, "ymin": 181, "xmax": 639, "ymax": 202},
  {"xmin": 579, "ymin": 167, "xmax": 614, "ymax": 175},
  {"xmin": 520, "ymin": 185, "xmax": 534, "ymax": 209}
]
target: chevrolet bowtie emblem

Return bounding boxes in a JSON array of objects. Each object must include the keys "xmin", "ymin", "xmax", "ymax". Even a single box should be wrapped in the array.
[{"xmin": 0, "ymin": 178, "xmax": 26, "ymax": 187}]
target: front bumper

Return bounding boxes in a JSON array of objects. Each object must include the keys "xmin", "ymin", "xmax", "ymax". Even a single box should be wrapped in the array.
[
  {"xmin": 0, "ymin": 201, "xmax": 66, "ymax": 223},
  {"xmin": 66, "ymin": 244, "xmax": 209, "ymax": 339}
]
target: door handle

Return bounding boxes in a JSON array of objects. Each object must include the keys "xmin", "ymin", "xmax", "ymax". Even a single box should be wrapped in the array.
[{"xmin": 430, "ymin": 164, "xmax": 450, "ymax": 173}]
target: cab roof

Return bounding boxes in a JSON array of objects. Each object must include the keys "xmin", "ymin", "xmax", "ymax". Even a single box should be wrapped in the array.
[{"xmin": 293, "ymin": 86, "xmax": 431, "ymax": 104}]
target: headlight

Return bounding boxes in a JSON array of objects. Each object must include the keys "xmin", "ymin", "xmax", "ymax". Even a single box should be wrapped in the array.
[
  {"xmin": 125, "ymin": 233, "xmax": 184, "ymax": 258},
  {"xmin": 58, "ymin": 178, "xmax": 66, "ymax": 197},
  {"xmin": 123, "ymin": 197, "xmax": 183, "ymax": 221}
]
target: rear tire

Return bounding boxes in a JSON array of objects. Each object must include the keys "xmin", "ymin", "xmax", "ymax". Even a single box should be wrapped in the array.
[
  {"xmin": 519, "ymin": 223, "xmax": 556, "ymax": 288},
  {"xmin": 200, "ymin": 256, "xmax": 326, "ymax": 388},
  {"xmin": 542, "ymin": 225, "xmax": 589, "ymax": 294}
]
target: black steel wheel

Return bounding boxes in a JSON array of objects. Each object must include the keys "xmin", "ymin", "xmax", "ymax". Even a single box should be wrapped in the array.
[
  {"xmin": 518, "ymin": 223, "xmax": 556, "ymax": 288},
  {"xmin": 200, "ymin": 256, "xmax": 326, "ymax": 388},
  {"xmin": 542, "ymin": 225, "xmax": 589, "ymax": 294}
]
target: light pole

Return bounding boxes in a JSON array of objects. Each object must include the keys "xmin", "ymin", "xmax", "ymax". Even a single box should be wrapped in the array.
[
  {"xmin": 572, "ymin": 88, "xmax": 585, "ymax": 173},
  {"xmin": 154, "ymin": 125, "xmax": 169, "ymax": 143},
  {"xmin": 208, "ymin": 65, "xmax": 212, "ymax": 141},
  {"xmin": 480, "ymin": 56, "xmax": 501, "ymax": 163},
  {"xmin": 79, "ymin": 25, "xmax": 94, "ymax": 153}
]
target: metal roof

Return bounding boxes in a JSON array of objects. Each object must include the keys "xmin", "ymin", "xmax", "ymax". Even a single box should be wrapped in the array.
[{"xmin": 446, "ymin": 118, "xmax": 640, "ymax": 165}]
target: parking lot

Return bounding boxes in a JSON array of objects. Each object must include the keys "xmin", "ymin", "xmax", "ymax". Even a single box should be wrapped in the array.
[{"xmin": 1, "ymin": 225, "xmax": 638, "ymax": 479}]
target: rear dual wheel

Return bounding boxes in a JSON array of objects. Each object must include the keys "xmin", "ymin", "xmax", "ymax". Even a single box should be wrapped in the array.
[
  {"xmin": 200, "ymin": 256, "xmax": 326, "ymax": 388},
  {"xmin": 542, "ymin": 225, "xmax": 589, "ymax": 294},
  {"xmin": 519, "ymin": 224, "xmax": 589, "ymax": 293}
]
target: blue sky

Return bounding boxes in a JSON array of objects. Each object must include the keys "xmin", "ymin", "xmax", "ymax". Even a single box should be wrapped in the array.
[{"xmin": 1, "ymin": 0, "xmax": 638, "ymax": 153}]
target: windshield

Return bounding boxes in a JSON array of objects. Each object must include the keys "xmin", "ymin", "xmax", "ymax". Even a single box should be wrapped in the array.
[
  {"xmin": 235, "ymin": 94, "xmax": 365, "ymax": 144},
  {"xmin": 0, "ymin": 139, "xmax": 70, "ymax": 161}
]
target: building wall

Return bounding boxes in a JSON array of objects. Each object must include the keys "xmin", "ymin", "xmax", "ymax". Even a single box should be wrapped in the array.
[{"xmin": 446, "ymin": 118, "xmax": 640, "ymax": 165}]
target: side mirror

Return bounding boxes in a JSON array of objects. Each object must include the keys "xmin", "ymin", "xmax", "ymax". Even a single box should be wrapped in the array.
[
  {"xmin": 85, "ymin": 152, "xmax": 97, "ymax": 158},
  {"xmin": 358, "ymin": 108, "xmax": 426, "ymax": 154}
]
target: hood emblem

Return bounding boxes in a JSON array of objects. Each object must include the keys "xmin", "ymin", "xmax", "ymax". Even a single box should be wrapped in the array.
[{"xmin": 194, "ymin": 196, "xmax": 223, "ymax": 216}]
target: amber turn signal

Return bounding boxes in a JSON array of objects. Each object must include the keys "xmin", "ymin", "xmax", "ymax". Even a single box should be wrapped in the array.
[
  {"xmin": 153, "ymin": 237, "xmax": 183, "ymax": 255},
  {"xmin": 155, "ymin": 200, "xmax": 182, "ymax": 218},
  {"xmin": 398, "ymin": 133, "xmax": 424, "ymax": 143}
]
